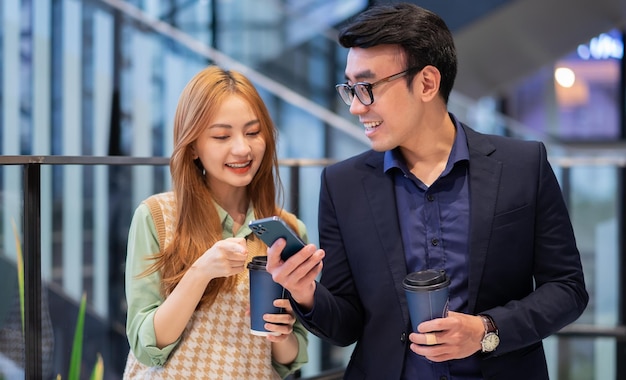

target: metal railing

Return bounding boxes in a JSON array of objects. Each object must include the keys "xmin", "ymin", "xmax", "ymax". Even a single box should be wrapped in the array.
[
  {"xmin": 2, "ymin": 154, "xmax": 626, "ymax": 379},
  {"xmin": 0, "ymin": 155, "xmax": 333, "ymax": 379}
]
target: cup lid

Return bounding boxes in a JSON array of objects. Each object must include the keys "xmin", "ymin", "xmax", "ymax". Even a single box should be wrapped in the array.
[
  {"xmin": 247, "ymin": 255, "xmax": 268, "ymax": 270},
  {"xmin": 403, "ymin": 269, "xmax": 450, "ymax": 290}
]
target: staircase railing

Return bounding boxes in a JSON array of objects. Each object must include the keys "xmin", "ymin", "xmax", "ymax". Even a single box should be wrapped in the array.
[{"xmin": 3, "ymin": 153, "xmax": 626, "ymax": 379}]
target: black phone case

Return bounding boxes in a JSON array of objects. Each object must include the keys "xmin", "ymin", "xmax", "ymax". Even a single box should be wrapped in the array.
[{"xmin": 249, "ymin": 216, "xmax": 305, "ymax": 261}]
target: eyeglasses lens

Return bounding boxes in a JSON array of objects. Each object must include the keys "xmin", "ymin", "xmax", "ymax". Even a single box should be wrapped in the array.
[
  {"xmin": 354, "ymin": 84, "xmax": 372, "ymax": 105},
  {"xmin": 336, "ymin": 85, "xmax": 353, "ymax": 105},
  {"xmin": 336, "ymin": 84, "xmax": 374, "ymax": 106}
]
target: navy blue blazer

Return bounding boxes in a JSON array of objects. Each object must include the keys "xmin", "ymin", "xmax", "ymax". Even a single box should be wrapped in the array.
[{"xmin": 295, "ymin": 124, "xmax": 589, "ymax": 379}]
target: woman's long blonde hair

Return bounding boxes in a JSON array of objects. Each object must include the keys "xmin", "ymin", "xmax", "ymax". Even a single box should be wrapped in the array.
[{"xmin": 147, "ymin": 66, "xmax": 286, "ymax": 306}]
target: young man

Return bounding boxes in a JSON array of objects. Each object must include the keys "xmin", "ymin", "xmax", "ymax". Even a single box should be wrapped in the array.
[{"xmin": 266, "ymin": 3, "xmax": 588, "ymax": 379}]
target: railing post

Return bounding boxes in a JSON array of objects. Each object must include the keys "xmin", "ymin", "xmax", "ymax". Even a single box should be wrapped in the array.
[
  {"xmin": 560, "ymin": 166, "xmax": 570, "ymax": 205},
  {"xmin": 617, "ymin": 30, "xmax": 626, "ymax": 380},
  {"xmin": 618, "ymin": 167, "xmax": 626, "ymax": 380},
  {"xmin": 289, "ymin": 164, "xmax": 300, "ymax": 215},
  {"xmin": 23, "ymin": 163, "xmax": 42, "ymax": 379}
]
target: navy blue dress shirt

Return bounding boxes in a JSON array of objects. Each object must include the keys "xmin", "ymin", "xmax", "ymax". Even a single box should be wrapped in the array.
[{"xmin": 384, "ymin": 116, "xmax": 482, "ymax": 379}]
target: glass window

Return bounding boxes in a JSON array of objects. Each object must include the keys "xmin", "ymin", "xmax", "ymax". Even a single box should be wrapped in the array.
[{"xmin": 506, "ymin": 29, "xmax": 623, "ymax": 141}]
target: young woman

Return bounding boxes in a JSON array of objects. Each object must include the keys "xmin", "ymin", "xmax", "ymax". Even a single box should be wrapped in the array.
[{"xmin": 123, "ymin": 66, "xmax": 308, "ymax": 379}]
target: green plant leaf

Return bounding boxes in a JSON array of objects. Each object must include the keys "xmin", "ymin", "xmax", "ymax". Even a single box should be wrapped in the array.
[
  {"xmin": 90, "ymin": 353, "xmax": 104, "ymax": 380},
  {"xmin": 10, "ymin": 219, "xmax": 24, "ymax": 336},
  {"xmin": 11, "ymin": 219, "xmax": 105, "ymax": 378},
  {"xmin": 68, "ymin": 293, "xmax": 87, "ymax": 380}
]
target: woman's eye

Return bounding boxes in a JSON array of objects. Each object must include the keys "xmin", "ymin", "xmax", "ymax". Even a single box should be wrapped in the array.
[
  {"xmin": 247, "ymin": 130, "xmax": 261, "ymax": 136},
  {"xmin": 212, "ymin": 135, "xmax": 229, "ymax": 140}
]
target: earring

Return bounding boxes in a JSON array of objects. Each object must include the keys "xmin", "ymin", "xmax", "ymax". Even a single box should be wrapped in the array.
[{"xmin": 193, "ymin": 158, "xmax": 205, "ymax": 176}]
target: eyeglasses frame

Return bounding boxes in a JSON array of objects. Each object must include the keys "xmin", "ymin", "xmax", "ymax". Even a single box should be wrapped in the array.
[{"xmin": 335, "ymin": 67, "xmax": 421, "ymax": 106}]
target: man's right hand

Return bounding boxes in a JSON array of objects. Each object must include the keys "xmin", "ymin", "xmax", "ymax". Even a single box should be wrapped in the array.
[{"xmin": 265, "ymin": 238, "xmax": 325, "ymax": 311}]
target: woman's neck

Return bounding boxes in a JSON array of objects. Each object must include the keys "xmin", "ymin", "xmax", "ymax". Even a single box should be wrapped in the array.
[{"xmin": 213, "ymin": 191, "xmax": 249, "ymax": 227}]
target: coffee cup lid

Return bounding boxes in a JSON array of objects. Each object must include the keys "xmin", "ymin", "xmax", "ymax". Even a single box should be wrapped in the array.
[
  {"xmin": 247, "ymin": 255, "xmax": 268, "ymax": 270},
  {"xmin": 402, "ymin": 269, "xmax": 450, "ymax": 290}
]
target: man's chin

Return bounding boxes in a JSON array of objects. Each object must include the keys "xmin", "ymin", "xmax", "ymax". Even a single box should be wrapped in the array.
[{"xmin": 369, "ymin": 140, "xmax": 393, "ymax": 152}]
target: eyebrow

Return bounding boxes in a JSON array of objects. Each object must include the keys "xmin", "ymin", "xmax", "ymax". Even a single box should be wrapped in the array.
[
  {"xmin": 345, "ymin": 70, "xmax": 376, "ymax": 82},
  {"xmin": 208, "ymin": 119, "xmax": 260, "ymax": 129}
]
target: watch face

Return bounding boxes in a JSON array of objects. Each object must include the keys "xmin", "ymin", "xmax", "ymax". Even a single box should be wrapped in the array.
[{"xmin": 482, "ymin": 332, "xmax": 500, "ymax": 352}]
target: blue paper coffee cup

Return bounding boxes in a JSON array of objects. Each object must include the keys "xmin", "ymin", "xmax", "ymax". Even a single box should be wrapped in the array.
[
  {"xmin": 247, "ymin": 256, "xmax": 285, "ymax": 336},
  {"xmin": 402, "ymin": 269, "xmax": 450, "ymax": 332}
]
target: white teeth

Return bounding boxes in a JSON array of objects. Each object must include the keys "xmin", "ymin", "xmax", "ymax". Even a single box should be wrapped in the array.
[
  {"xmin": 363, "ymin": 121, "xmax": 382, "ymax": 131},
  {"xmin": 226, "ymin": 162, "xmax": 250, "ymax": 168}
]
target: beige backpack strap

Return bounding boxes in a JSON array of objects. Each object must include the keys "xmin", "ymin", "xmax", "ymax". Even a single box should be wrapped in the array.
[
  {"xmin": 246, "ymin": 233, "xmax": 266, "ymax": 259},
  {"xmin": 143, "ymin": 195, "xmax": 166, "ymax": 250},
  {"xmin": 277, "ymin": 210, "xmax": 299, "ymax": 235}
]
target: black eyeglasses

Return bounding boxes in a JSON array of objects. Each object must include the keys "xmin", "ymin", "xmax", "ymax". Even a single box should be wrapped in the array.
[{"xmin": 335, "ymin": 67, "xmax": 420, "ymax": 106}]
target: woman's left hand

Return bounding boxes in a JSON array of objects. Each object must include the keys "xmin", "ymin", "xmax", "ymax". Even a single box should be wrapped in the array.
[{"xmin": 263, "ymin": 298, "xmax": 296, "ymax": 342}]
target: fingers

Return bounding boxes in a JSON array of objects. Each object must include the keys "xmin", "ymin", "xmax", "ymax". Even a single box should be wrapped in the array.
[
  {"xmin": 272, "ymin": 243, "xmax": 323, "ymax": 277},
  {"xmin": 195, "ymin": 238, "xmax": 248, "ymax": 278},
  {"xmin": 266, "ymin": 238, "xmax": 304, "ymax": 266},
  {"xmin": 267, "ymin": 241, "xmax": 322, "ymax": 281},
  {"xmin": 409, "ymin": 312, "xmax": 487, "ymax": 362},
  {"xmin": 264, "ymin": 312, "xmax": 294, "ymax": 328},
  {"xmin": 412, "ymin": 332, "xmax": 439, "ymax": 346},
  {"xmin": 274, "ymin": 298, "xmax": 293, "ymax": 313},
  {"xmin": 266, "ymin": 299, "xmax": 295, "ymax": 322},
  {"xmin": 267, "ymin": 239, "xmax": 319, "ymax": 264},
  {"xmin": 425, "ymin": 332, "xmax": 438, "ymax": 346},
  {"xmin": 223, "ymin": 240, "xmax": 247, "ymax": 272},
  {"xmin": 223, "ymin": 237, "xmax": 247, "ymax": 256},
  {"xmin": 263, "ymin": 306, "xmax": 295, "ymax": 338},
  {"xmin": 264, "ymin": 241, "xmax": 323, "ymax": 311}
]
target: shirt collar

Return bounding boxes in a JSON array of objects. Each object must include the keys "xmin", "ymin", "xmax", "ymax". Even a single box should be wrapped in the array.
[
  {"xmin": 384, "ymin": 113, "xmax": 469, "ymax": 174},
  {"xmin": 215, "ymin": 201, "xmax": 256, "ymax": 239}
]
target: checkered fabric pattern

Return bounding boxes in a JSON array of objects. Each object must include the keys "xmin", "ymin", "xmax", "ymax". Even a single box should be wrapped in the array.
[{"xmin": 123, "ymin": 192, "xmax": 280, "ymax": 379}]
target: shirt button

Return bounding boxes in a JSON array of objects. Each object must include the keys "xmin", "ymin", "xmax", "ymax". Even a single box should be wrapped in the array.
[
  {"xmin": 431, "ymin": 238, "xmax": 439, "ymax": 246},
  {"xmin": 400, "ymin": 332, "xmax": 407, "ymax": 342},
  {"xmin": 427, "ymin": 194, "xmax": 435, "ymax": 201}
]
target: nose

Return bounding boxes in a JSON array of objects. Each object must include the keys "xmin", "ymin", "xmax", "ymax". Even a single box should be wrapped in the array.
[
  {"xmin": 349, "ymin": 96, "xmax": 368, "ymax": 115},
  {"xmin": 231, "ymin": 134, "xmax": 251, "ymax": 156}
]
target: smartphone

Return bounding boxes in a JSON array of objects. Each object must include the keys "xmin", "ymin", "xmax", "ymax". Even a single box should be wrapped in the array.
[{"xmin": 249, "ymin": 216, "xmax": 306, "ymax": 261}]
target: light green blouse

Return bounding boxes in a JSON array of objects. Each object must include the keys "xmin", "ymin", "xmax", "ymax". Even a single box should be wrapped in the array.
[{"xmin": 125, "ymin": 201, "xmax": 309, "ymax": 378}]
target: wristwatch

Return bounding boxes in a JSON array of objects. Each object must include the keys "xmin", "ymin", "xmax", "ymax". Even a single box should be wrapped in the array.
[{"xmin": 479, "ymin": 315, "xmax": 500, "ymax": 353}]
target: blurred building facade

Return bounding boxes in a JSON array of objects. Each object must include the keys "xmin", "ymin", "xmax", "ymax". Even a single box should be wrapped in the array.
[{"xmin": 1, "ymin": 0, "xmax": 625, "ymax": 379}]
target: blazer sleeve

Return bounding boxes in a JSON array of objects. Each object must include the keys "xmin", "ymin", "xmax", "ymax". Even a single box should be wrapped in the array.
[
  {"xmin": 475, "ymin": 140, "xmax": 589, "ymax": 355},
  {"xmin": 292, "ymin": 166, "xmax": 366, "ymax": 347}
]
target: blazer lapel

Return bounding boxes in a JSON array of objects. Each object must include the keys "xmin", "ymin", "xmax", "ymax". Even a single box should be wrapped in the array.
[
  {"xmin": 362, "ymin": 153, "xmax": 412, "ymax": 324},
  {"xmin": 357, "ymin": 126, "xmax": 503, "ymax": 319},
  {"xmin": 463, "ymin": 126, "xmax": 502, "ymax": 313}
]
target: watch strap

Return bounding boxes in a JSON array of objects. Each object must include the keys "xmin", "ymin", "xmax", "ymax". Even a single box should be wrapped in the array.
[
  {"xmin": 479, "ymin": 314, "xmax": 500, "ymax": 353},
  {"xmin": 480, "ymin": 314, "xmax": 497, "ymax": 334}
]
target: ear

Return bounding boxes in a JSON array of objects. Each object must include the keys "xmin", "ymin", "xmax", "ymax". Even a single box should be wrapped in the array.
[
  {"xmin": 190, "ymin": 145, "xmax": 199, "ymax": 160},
  {"xmin": 418, "ymin": 65, "xmax": 441, "ymax": 102}
]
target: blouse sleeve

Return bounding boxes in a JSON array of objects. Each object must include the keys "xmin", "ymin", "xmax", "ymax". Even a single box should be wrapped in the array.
[
  {"xmin": 125, "ymin": 203, "xmax": 180, "ymax": 367},
  {"xmin": 272, "ymin": 319, "xmax": 310, "ymax": 378}
]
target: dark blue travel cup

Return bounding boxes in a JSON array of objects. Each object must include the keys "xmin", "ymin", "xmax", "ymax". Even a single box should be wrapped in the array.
[
  {"xmin": 247, "ymin": 256, "xmax": 285, "ymax": 336},
  {"xmin": 402, "ymin": 269, "xmax": 450, "ymax": 332}
]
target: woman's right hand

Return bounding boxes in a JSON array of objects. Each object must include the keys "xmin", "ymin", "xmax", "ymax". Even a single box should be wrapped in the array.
[
  {"xmin": 192, "ymin": 237, "xmax": 248, "ymax": 279},
  {"xmin": 153, "ymin": 237, "xmax": 247, "ymax": 348}
]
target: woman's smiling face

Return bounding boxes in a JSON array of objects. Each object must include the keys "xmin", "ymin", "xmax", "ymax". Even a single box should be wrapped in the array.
[{"xmin": 193, "ymin": 94, "xmax": 267, "ymax": 197}]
